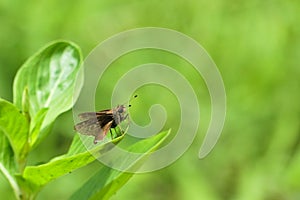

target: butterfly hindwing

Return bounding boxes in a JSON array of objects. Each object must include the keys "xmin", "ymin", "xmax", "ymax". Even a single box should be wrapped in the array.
[{"xmin": 74, "ymin": 117, "xmax": 101, "ymax": 137}]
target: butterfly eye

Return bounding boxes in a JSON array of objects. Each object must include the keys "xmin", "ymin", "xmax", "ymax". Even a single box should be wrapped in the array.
[{"xmin": 118, "ymin": 107, "xmax": 124, "ymax": 113}]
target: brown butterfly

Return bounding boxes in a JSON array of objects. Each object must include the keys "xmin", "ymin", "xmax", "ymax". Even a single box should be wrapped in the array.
[{"xmin": 74, "ymin": 95, "xmax": 137, "ymax": 144}]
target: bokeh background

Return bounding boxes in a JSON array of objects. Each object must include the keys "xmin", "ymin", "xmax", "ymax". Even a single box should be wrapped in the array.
[{"xmin": 1, "ymin": 0, "xmax": 300, "ymax": 199}]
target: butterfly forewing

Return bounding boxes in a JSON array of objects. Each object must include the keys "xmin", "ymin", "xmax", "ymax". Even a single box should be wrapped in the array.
[
  {"xmin": 74, "ymin": 104, "xmax": 131, "ymax": 144},
  {"xmin": 78, "ymin": 110, "xmax": 113, "ymax": 120},
  {"xmin": 77, "ymin": 112, "xmax": 98, "ymax": 120},
  {"xmin": 97, "ymin": 120, "xmax": 113, "ymax": 141}
]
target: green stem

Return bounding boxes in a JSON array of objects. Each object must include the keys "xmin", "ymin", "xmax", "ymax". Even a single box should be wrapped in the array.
[
  {"xmin": 19, "ymin": 188, "xmax": 37, "ymax": 200},
  {"xmin": 18, "ymin": 156, "xmax": 27, "ymax": 174}
]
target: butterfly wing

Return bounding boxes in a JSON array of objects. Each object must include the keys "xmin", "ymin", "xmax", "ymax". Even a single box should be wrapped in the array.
[
  {"xmin": 75, "ymin": 109, "xmax": 114, "ymax": 144},
  {"xmin": 97, "ymin": 109, "xmax": 113, "ymax": 115},
  {"xmin": 94, "ymin": 120, "xmax": 113, "ymax": 143},
  {"xmin": 77, "ymin": 109, "xmax": 113, "ymax": 120},
  {"xmin": 77, "ymin": 112, "xmax": 98, "ymax": 120},
  {"xmin": 74, "ymin": 117, "xmax": 102, "ymax": 137}
]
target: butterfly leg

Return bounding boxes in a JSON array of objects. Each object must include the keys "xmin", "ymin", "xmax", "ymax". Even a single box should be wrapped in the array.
[
  {"xmin": 109, "ymin": 129, "xmax": 113, "ymax": 139},
  {"xmin": 115, "ymin": 127, "xmax": 122, "ymax": 137}
]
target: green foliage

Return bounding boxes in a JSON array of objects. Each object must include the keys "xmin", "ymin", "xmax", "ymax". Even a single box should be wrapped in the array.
[
  {"xmin": 1, "ymin": 1, "xmax": 299, "ymax": 200},
  {"xmin": 0, "ymin": 99, "xmax": 29, "ymax": 163},
  {"xmin": 0, "ymin": 41, "xmax": 169, "ymax": 200},
  {"xmin": 70, "ymin": 130, "xmax": 170, "ymax": 200},
  {"xmin": 13, "ymin": 41, "xmax": 83, "ymax": 148},
  {"xmin": 22, "ymin": 135, "xmax": 121, "ymax": 188},
  {"xmin": 0, "ymin": 133, "xmax": 17, "ymax": 184}
]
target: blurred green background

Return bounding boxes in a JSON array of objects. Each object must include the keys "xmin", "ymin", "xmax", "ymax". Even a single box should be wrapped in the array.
[{"xmin": 1, "ymin": 0, "xmax": 300, "ymax": 199}]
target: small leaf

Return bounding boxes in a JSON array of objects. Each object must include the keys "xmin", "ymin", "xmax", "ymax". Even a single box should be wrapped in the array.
[
  {"xmin": 29, "ymin": 108, "xmax": 48, "ymax": 147},
  {"xmin": 0, "ymin": 133, "xmax": 21, "ymax": 199},
  {"xmin": 13, "ymin": 41, "xmax": 83, "ymax": 147},
  {"xmin": 70, "ymin": 129, "xmax": 171, "ymax": 200},
  {"xmin": 0, "ymin": 98, "xmax": 29, "ymax": 161},
  {"xmin": 22, "ymin": 134, "xmax": 124, "ymax": 188},
  {"xmin": 0, "ymin": 132, "xmax": 17, "ymax": 175},
  {"xmin": 21, "ymin": 87, "xmax": 30, "ymax": 122}
]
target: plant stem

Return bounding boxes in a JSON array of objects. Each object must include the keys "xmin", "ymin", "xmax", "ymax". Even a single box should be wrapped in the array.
[{"xmin": 18, "ymin": 156, "xmax": 27, "ymax": 174}]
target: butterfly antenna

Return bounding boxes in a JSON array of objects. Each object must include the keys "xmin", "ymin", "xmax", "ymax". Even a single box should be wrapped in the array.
[
  {"xmin": 119, "ymin": 94, "xmax": 138, "ymax": 108},
  {"xmin": 128, "ymin": 94, "xmax": 138, "ymax": 107}
]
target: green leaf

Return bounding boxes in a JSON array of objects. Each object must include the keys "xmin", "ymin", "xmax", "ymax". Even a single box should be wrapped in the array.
[
  {"xmin": 0, "ymin": 133, "xmax": 16, "ymax": 174},
  {"xmin": 29, "ymin": 108, "xmax": 48, "ymax": 148},
  {"xmin": 70, "ymin": 129, "xmax": 171, "ymax": 200},
  {"xmin": 22, "ymin": 134, "xmax": 124, "ymax": 188},
  {"xmin": 13, "ymin": 41, "xmax": 83, "ymax": 146},
  {"xmin": 67, "ymin": 130, "xmax": 125, "ymax": 157},
  {"xmin": 66, "ymin": 133, "xmax": 89, "ymax": 156},
  {"xmin": 0, "ymin": 98, "xmax": 29, "ymax": 161},
  {"xmin": 0, "ymin": 133, "xmax": 21, "ymax": 199}
]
